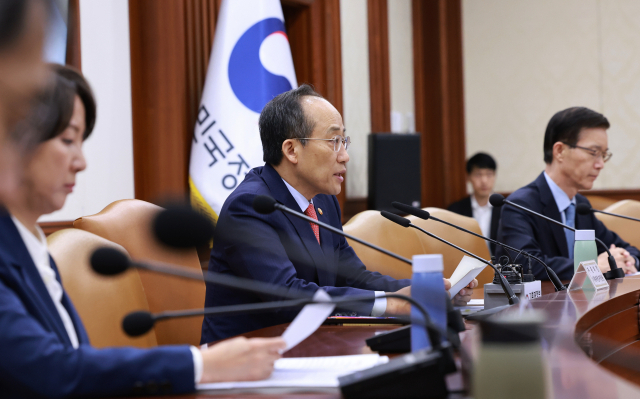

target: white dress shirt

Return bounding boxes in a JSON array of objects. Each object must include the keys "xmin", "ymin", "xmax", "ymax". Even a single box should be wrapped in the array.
[
  {"xmin": 281, "ymin": 179, "xmax": 387, "ymax": 316},
  {"xmin": 471, "ymin": 195, "xmax": 493, "ymax": 252},
  {"xmin": 11, "ymin": 216, "xmax": 204, "ymax": 383}
]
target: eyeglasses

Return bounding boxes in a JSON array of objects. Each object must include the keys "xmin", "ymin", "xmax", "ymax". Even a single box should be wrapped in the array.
[
  {"xmin": 296, "ymin": 136, "xmax": 351, "ymax": 152},
  {"xmin": 564, "ymin": 143, "xmax": 612, "ymax": 163}
]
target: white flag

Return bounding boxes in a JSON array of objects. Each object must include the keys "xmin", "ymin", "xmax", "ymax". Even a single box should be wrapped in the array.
[{"xmin": 189, "ymin": 0, "xmax": 297, "ymax": 221}]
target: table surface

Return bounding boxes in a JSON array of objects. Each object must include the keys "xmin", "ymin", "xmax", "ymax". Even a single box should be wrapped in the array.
[{"xmin": 122, "ymin": 278, "xmax": 640, "ymax": 398}]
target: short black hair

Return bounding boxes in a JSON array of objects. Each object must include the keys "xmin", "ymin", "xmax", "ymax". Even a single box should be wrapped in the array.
[
  {"xmin": 543, "ymin": 107, "xmax": 610, "ymax": 164},
  {"xmin": 28, "ymin": 64, "xmax": 96, "ymax": 143},
  {"xmin": 259, "ymin": 84, "xmax": 323, "ymax": 166},
  {"xmin": 466, "ymin": 152, "xmax": 496, "ymax": 174}
]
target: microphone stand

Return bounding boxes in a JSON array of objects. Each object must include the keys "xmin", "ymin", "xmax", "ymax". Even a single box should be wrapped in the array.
[{"xmin": 392, "ymin": 201, "xmax": 566, "ymax": 291}]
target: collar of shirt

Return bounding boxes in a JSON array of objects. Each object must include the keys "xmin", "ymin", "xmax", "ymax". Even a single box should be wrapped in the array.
[
  {"xmin": 543, "ymin": 171, "xmax": 576, "ymax": 216},
  {"xmin": 11, "ymin": 215, "xmax": 52, "ymax": 278},
  {"xmin": 282, "ymin": 178, "xmax": 313, "ymax": 212},
  {"xmin": 470, "ymin": 194, "xmax": 492, "ymax": 212}
]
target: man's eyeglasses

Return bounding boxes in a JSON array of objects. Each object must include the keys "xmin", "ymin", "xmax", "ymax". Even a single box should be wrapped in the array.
[
  {"xmin": 296, "ymin": 136, "xmax": 351, "ymax": 152},
  {"xmin": 564, "ymin": 143, "xmax": 612, "ymax": 163}
]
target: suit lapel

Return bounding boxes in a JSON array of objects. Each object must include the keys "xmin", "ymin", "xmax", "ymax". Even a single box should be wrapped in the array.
[
  {"xmin": 0, "ymin": 216, "xmax": 73, "ymax": 346},
  {"xmin": 574, "ymin": 196, "xmax": 593, "ymax": 231},
  {"xmin": 261, "ymin": 165, "xmax": 331, "ymax": 284},
  {"xmin": 536, "ymin": 174, "xmax": 569, "ymax": 257}
]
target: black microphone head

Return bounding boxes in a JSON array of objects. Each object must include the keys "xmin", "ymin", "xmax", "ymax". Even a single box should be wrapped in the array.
[
  {"xmin": 489, "ymin": 193, "xmax": 505, "ymax": 207},
  {"xmin": 122, "ymin": 311, "xmax": 155, "ymax": 337},
  {"xmin": 90, "ymin": 247, "xmax": 131, "ymax": 276},
  {"xmin": 153, "ymin": 206, "xmax": 215, "ymax": 248},
  {"xmin": 253, "ymin": 195, "xmax": 278, "ymax": 214},
  {"xmin": 576, "ymin": 203, "xmax": 593, "ymax": 215},
  {"xmin": 392, "ymin": 201, "xmax": 430, "ymax": 220},
  {"xmin": 381, "ymin": 211, "xmax": 412, "ymax": 228}
]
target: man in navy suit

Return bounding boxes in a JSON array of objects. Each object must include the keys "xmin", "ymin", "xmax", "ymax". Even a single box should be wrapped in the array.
[
  {"xmin": 497, "ymin": 107, "xmax": 640, "ymax": 281},
  {"xmin": 201, "ymin": 85, "xmax": 476, "ymax": 342},
  {"xmin": 448, "ymin": 153, "xmax": 500, "ymax": 255}
]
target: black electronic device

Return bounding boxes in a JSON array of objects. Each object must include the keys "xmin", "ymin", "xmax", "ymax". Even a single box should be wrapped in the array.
[
  {"xmin": 576, "ymin": 202, "xmax": 640, "ymax": 223},
  {"xmin": 339, "ymin": 344, "xmax": 456, "ymax": 399},
  {"xmin": 368, "ymin": 133, "xmax": 421, "ymax": 213},
  {"xmin": 490, "ymin": 193, "xmax": 624, "ymax": 280}
]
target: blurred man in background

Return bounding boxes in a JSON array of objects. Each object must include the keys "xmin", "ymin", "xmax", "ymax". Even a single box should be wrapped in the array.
[{"xmin": 448, "ymin": 152, "xmax": 499, "ymax": 254}]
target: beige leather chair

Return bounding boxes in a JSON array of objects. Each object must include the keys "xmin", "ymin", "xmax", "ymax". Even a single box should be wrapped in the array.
[
  {"xmin": 74, "ymin": 199, "xmax": 205, "ymax": 346},
  {"xmin": 47, "ymin": 228, "xmax": 157, "ymax": 348},
  {"xmin": 408, "ymin": 208, "xmax": 495, "ymax": 286},
  {"xmin": 343, "ymin": 210, "xmax": 425, "ymax": 280},
  {"xmin": 596, "ymin": 200, "xmax": 640, "ymax": 250},
  {"xmin": 584, "ymin": 195, "xmax": 617, "ymax": 212}
]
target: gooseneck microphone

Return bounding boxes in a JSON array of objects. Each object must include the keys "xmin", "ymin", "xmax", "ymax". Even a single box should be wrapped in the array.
[
  {"xmin": 576, "ymin": 202, "xmax": 640, "ymax": 223},
  {"xmin": 91, "ymin": 247, "xmax": 443, "ymax": 343},
  {"xmin": 391, "ymin": 201, "xmax": 566, "ymax": 292},
  {"xmin": 253, "ymin": 195, "xmax": 411, "ymax": 265},
  {"xmin": 121, "ymin": 294, "xmax": 423, "ymax": 338},
  {"xmin": 490, "ymin": 193, "xmax": 623, "ymax": 280},
  {"xmin": 380, "ymin": 211, "xmax": 519, "ymax": 306}
]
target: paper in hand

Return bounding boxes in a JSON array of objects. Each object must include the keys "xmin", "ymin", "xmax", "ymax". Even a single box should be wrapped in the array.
[{"xmin": 280, "ymin": 289, "xmax": 335, "ymax": 351}]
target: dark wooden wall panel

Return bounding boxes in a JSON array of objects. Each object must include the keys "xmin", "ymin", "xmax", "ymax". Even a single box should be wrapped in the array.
[
  {"xmin": 65, "ymin": 0, "xmax": 81, "ymax": 70},
  {"xmin": 413, "ymin": 0, "xmax": 466, "ymax": 209},
  {"xmin": 367, "ymin": 0, "xmax": 390, "ymax": 133},
  {"xmin": 129, "ymin": 0, "xmax": 191, "ymax": 204}
]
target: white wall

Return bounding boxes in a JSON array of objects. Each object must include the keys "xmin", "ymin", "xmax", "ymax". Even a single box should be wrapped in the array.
[
  {"xmin": 40, "ymin": 0, "xmax": 135, "ymax": 222},
  {"xmin": 463, "ymin": 0, "xmax": 640, "ymax": 192},
  {"xmin": 340, "ymin": 0, "xmax": 371, "ymax": 199},
  {"xmin": 388, "ymin": 0, "xmax": 415, "ymax": 133}
]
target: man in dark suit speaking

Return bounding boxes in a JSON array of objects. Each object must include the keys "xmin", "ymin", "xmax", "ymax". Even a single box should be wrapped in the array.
[
  {"xmin": 447, "ymin": 153, "xmax": 500, "ymax": 255},
  {"xmin": 497, "ymin": 107, "xmax": 640, "ymax": 281},
  {"xmin": 201, "ymin": 85, "xmax": 476, "ymax": 342}
]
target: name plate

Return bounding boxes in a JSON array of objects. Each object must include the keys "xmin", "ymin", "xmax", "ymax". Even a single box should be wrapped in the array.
[{"xmin": 567, "ymin": 260, "xmax": 609, "ymax": 292}]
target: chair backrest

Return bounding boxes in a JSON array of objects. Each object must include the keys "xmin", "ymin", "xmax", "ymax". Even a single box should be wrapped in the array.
[
  {"xmin": 343, "ymin": 210, "xmax": 425, "ymax": 280},
  {"xmin": 408, "ymin": 208, "xmax": 495, "ymax": 286},
  {"xmin": 73, "ymin": 199, "xmax": 205, "ymax": 346},
  {"xmin": 584, "ymin": 195, "xmax": 617, "ymax": 212},
  {"xmin": 596, "ymin": 200, "xmax": 640, "ymax": 250},
  {"xmin": 47, "ymin": 228, "xmax": 158, "ymax": 348}
]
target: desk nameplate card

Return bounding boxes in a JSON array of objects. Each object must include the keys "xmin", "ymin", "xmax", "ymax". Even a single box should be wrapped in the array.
[{"xmin": 567, "ymin": 260, "xmax": 609, "ymax": 292}]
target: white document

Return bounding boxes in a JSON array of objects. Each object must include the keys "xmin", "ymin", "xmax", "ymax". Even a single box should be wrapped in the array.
[
  {"xmin": 448, "ymin": 256, "xmax": 487, "ymax": 297},
  {"xmin": 197, "ymin": 354, "xmax": 388, "ymax": 391},
  {"xmin": 281, "ymin": 289, "xmax": 335, "ymax": 351}
]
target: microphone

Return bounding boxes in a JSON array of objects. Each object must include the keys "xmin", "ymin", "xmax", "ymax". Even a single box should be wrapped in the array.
[
  {"xmin": 252, "ymin": 195, "xmax": 412, "ymax": 265},
  {"xmin": 90, "ymin": 247, "xmax": 443, "ymax": 346},
  {"xmin": 122, "ymin": 295, "xmax": 417, "ymax": 337},
  {"xmin": 250, "ymin": 195, "xmax": 467, "ymax": 350},
  {"xmin": 490, "ymin": 193, "xmax": 623, "ymax": 280},
  {"xmin": 380, "ymin": 211, "xmax": 519, "ymax": 306},
  {"xmin": 576, "ymin": 202, "xmax": 640, "ymax": 223},
  {"xmin": 391, "ymin": 201, "xmax": 566, "ymax": 291},
  {"xmin": 153, "ymin": 206, "xmax": 215, "ymax": 248}
]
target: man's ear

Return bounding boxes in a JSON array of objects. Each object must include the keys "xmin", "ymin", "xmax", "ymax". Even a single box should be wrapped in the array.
[
  {"xmin": 281, "ymin": 139, "xmax": 299, "ymax": 165},
  {"xmin": 552, "ymin": 141, "xmax": 566, "ymax": 163}
]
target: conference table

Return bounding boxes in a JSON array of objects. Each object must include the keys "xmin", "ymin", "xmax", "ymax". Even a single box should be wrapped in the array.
[{"xmin": 123, "ymin": 277, "xmax": 640, "ymax": 398}]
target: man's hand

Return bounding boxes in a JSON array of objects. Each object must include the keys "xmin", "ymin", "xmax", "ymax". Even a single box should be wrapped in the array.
[
  {"xmin": 597, "ymin": 244, "xmax": 636, "ymax": 274},
  {"xmin": 451, "ymin": 279, "xmax": 478, "ymax": 306},
  {"xmin": 383, "ymin": 285, "xmax": 411, "ymax": 315},
  {"xmin": 200, "ymin": 337, "xmax": 286, "ymax": 383}
]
